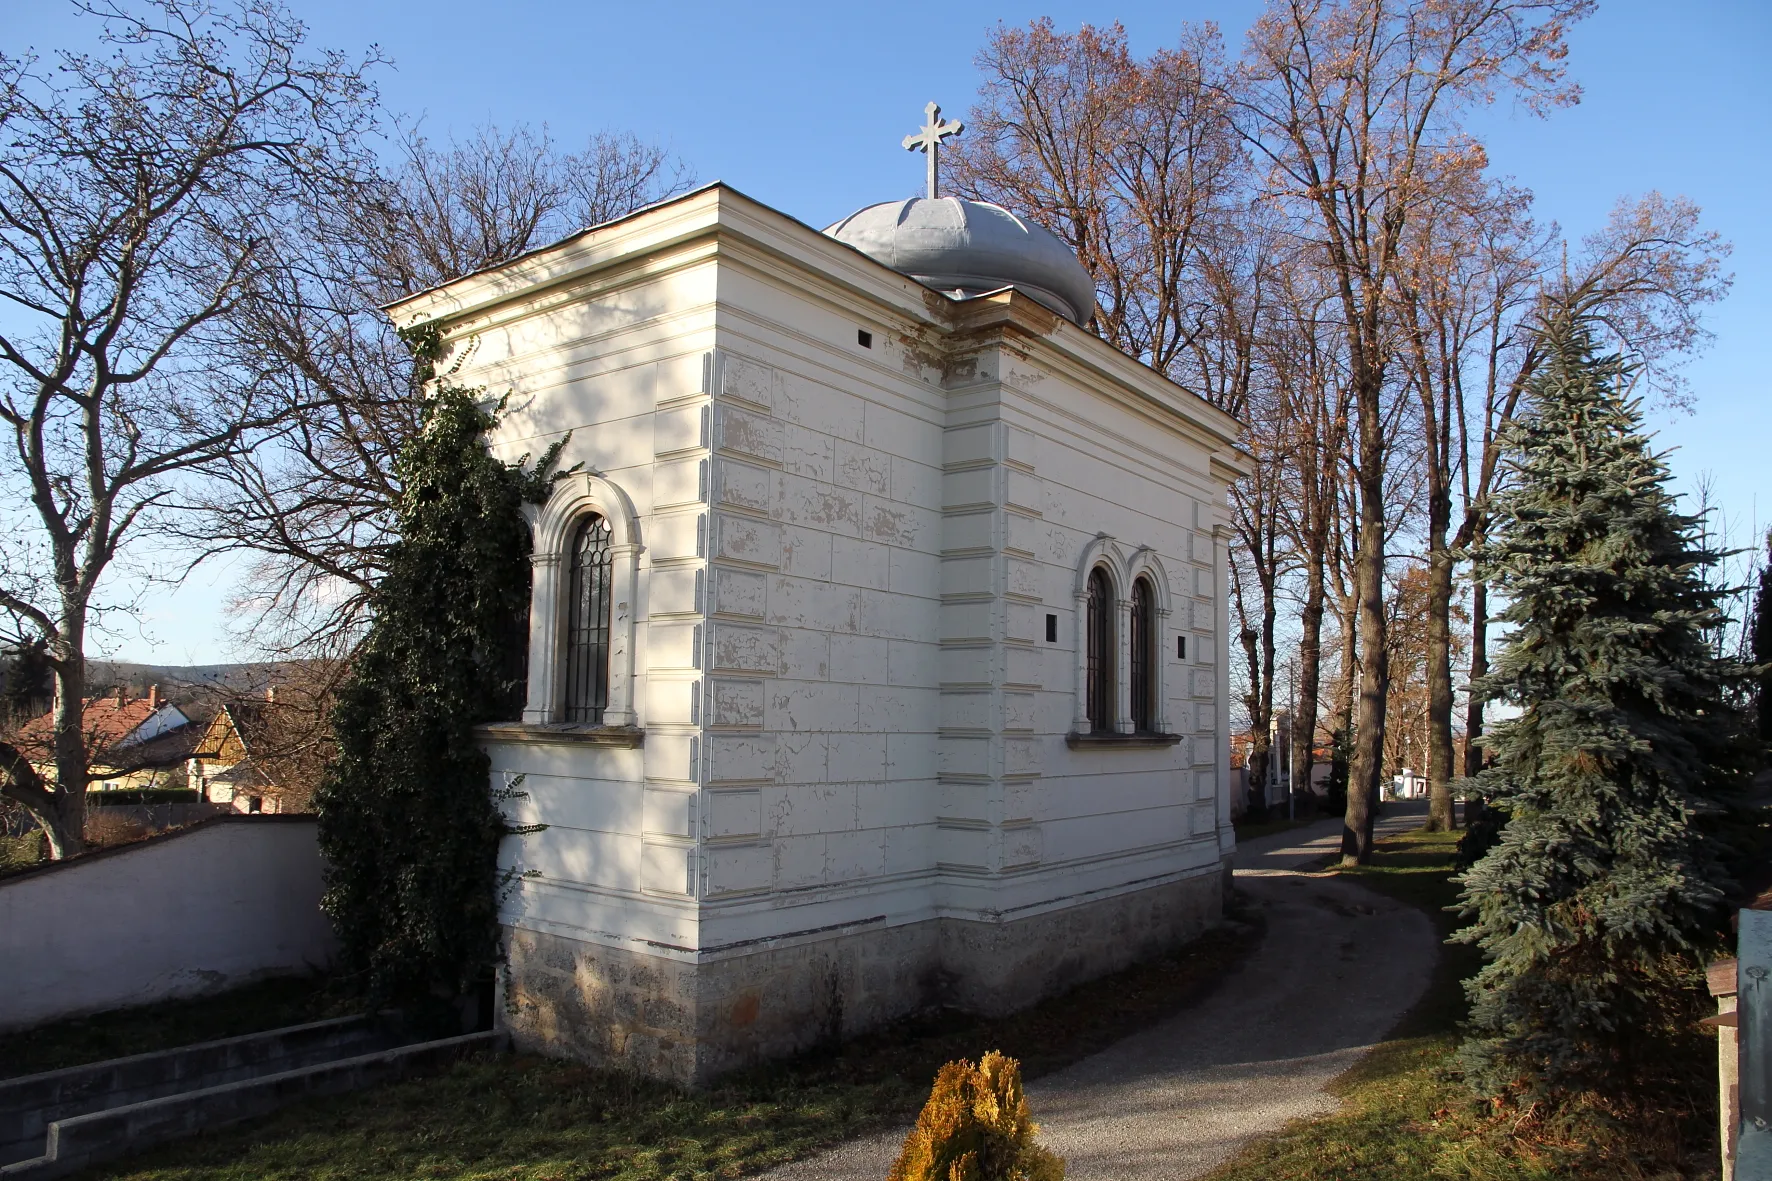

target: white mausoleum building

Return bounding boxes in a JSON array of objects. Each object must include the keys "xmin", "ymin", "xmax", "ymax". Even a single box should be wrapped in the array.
[{"xmin": 388, "ymin": 155, "xmax": 1247, "ymax": 1082}]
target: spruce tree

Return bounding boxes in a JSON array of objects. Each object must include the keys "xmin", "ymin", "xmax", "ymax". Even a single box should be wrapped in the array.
[
  {"xmin": 1454, "ymin": 312, "xmax": 1753, "ymax": 1100},
  {"xmin": 316, "ymin": 328, "xmax": 559, "ymax": 1013}
]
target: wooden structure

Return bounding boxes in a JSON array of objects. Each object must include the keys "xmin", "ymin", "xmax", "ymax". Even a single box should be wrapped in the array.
[
  {"xmin": 1714, "ymin": 909, "xmax": 1772, "ymax": 1181},
  {"xmin": 186, "ymin": 699, "xmax": 321, "ymax": 815},
  {"xmin": 1713, "ymin": 953, "xmax": 1743, "ymax": 1180}
]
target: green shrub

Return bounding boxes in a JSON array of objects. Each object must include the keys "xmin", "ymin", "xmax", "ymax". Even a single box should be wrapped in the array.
[
  {"xmin": 0, "ymin": 833, "xmax": 45, "ymax": 872},
  {"xmin": 887, "ymin": 1051, "xmax": 1064, "ymax": 1181},
  {"xmin": 317, "ymin": 324, "xmax": 563, "ymax": 1016}
]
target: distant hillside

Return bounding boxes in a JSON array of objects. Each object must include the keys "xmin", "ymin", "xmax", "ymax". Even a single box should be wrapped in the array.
[
  {"xmin": 88, "ymin": 661, "xmax": 286, "ymax": 694},
  {"xmin": 82, "ymin": 662, "xmax": 334, "ymax": 716}
]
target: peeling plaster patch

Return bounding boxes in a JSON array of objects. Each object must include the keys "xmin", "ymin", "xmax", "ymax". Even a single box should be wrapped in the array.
[
  {"xmin": 895, "ymin": 325, "xmax": 947, "ymax": 380},
  {"xmin": 835, "ymin": 443, "xmax": 890, "ymax": 496},
  {"xmin": 864, "ymin": 501, "xmax": 922, "ymax": 548},
  {"xmin": 944, "ymin": 356, "xmax": 979, "ymax": 385}
]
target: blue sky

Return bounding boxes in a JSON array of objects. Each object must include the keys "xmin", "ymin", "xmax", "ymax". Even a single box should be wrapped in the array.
[{"xmin": 10, "ymin": 0, "xmax": 1770, "ymax": 664}]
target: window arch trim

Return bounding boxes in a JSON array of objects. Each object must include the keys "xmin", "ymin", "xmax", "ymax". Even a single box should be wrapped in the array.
[
  {"xmin": 1086, "ymin": 566, "xmax": 1115, "ymax": 733},
  {"xmin": 522, "ymin": 471, "xmax": 643, "ymax": 727},
  {"xmin": 1130, "ymin": 576, "xmax": 1155, "ymax": 733},
  {"xmin": 1125, "ymin": 548, "xmax": 1172, "ymax": 735},
  {"xmin": 1072, "ymin": 535, "xmax": 1128, "ymax": 734},
  {"xmin": 1072, "ymin": 536, "xmax": 1174, "ymax": 739}
]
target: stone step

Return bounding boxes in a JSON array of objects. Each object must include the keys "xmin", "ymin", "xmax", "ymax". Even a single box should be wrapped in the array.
[{"xmin": 0, "ymin": 1027, "xmax": 504, "ymax": 1180}]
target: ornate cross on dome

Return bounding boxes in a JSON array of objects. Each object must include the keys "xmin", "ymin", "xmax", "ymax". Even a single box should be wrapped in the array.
[{"xmin": 902, "ymin": 101, "xmax": 963, "ymax": 200}]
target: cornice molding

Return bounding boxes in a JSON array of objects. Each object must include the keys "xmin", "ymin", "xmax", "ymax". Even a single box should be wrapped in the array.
[
  {"xmin": 1065, "ymin": 732, "xmax": 1185, "ymax": 750},
  {"xmin": 385, "ymin": 183, "xmax": 1246, "ymax": 462},
  {"xmin": 475, "ymin": 723, "xmax": 646, "ymax": 749}
]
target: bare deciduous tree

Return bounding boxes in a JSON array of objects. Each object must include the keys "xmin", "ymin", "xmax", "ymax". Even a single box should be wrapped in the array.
[
  {"xmin": 0, "ymin": 0, "xmax": 380, "ymax": 858},
  {"xmin": 1236, "ymin": 0, "xmax": 1590, "ymax": 862},
  {"xmin": 184, "ymin": 123, "xmax": 694, "ymax": 657},
  {"xmin": 1264, "ymin": 257, "xmax": 1352, "ymax": 796},
  {"xmin": 355, "ymin": 124, "xmax": 692, "ymax": 299},
  {"xmin": 1387, "ymin": 162, "xmax": 1530, "ymax": 828},
  {"xmin": 950, "ymin": 20, "xmax": 1246, "ymax": 379},
  {"xmin": 950, "ymin": 6, "xmax": 1734, "ymax": 862}
]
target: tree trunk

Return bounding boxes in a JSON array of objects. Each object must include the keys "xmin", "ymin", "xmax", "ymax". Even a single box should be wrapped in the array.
[
  {"xmin": 45, "ymin": 621, "xmax": 89, "ymax": 859},
  {"xmin": 1337, "ymin": 590, "xmax": 1358, "ymax": 735},
  {"xmin": 1293, "ymin": 554, "xmax": 1326, "ymax": 798},
  {"xmin": 1261, "ymin": 587, "xmax": 1278, "ymax": 808},
  {"xmin": 1240, "ymin": 625, "xmax": 1271, "ymax": 816},
  {"xmin": 1342, "ymin": 393, "xmax": 1388, "ymax": 866},
  {"xmin": 1403, "ymin": 297, "xmax": 1459, "ymax": 834},
  {"xmin": 1423, "ymin": 497, "xmax": 1457, "ymax": 832},
  {"xmin": 1462, "ymin": 577, "xmax": 1489, "ymax": 829}
]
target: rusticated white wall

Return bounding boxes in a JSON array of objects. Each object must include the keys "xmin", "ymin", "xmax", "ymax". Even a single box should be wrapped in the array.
[{"xmin": 0, "ymin": 817, "xmax": 334, "ymax": 1031}]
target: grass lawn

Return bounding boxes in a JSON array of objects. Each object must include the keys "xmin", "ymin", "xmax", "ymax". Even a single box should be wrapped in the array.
[
  {"xmin": 16, "ymin": 917, "xmax": 1258, "ymax": 1181},
  {"xmin": 1203, "ymin": 827, "xmax": 1720, "ymax": 1181},
  {"xmin": 1, "ymin": 974, "xmax": 351, "ymax": 1081}
]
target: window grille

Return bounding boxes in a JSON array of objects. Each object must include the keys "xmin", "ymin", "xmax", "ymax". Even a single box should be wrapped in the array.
[
  {"xmin": 1086, "ymin": 567, "xmax": 1114, "ymax": 733},
  {"xmin": 1131, "ymin": 578, "xmax": 1155, "ymax": 732},
  {"xmin": 563, "ymin": 514, "xmax": 614, "ymax": 723}
]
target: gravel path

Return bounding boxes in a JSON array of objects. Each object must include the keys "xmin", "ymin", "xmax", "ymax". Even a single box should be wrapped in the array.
[{"xmin": 763, "ymin": 803, "xmax": 1437, "ymax": 1181}]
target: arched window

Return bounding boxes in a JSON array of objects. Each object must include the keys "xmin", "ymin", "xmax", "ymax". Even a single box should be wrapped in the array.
[
  {"xmin": 1086, "ymin": 567, "xmax": 1115, "ymax": 733},
  {"xmin": 1130, "ymin": 577, "xmax": 1156, "ymax": 733},
  {"xmin": 518, "ymin": 472, "xmax": 640, "ymax": 730},
  {"xmin": 563, "ymin": 514, "xmax": 614, "ymax": 723}
]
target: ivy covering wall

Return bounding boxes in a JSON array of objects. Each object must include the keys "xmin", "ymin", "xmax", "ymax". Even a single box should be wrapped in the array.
[{"xmin": 317, "ymin": 327, "xmax": 561, "ymax": 1011}]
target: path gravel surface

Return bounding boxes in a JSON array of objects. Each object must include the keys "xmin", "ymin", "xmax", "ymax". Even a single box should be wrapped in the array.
[{"xmin": 762, "ymin": 803, "xmax": 1437, "ymax": 1181}]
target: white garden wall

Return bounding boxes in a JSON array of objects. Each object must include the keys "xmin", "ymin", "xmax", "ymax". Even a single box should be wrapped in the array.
[{"xmin": 0, "ymin": 816, "xmax": 334, "ymax": 1031}]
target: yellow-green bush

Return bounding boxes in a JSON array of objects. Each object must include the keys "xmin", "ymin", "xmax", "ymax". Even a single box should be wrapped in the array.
[
  {"xmin": 887, "ymin": 1050, "xmax": 1065, "ymax": 1181},
  {"xmin": 0, "ymin": 833, "xmax": 45, "ymax": 874}
]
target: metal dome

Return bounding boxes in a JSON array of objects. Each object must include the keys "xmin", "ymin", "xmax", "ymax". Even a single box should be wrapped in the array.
[{"xmin": 824, "ymin": 196, "xmax": 1096, "ymax": 324}]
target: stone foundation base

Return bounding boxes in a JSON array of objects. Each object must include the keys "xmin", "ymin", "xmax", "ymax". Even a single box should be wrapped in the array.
[{"xmin": 499, "ymin": 868, "xmax": 1223, "ymax": 1084}]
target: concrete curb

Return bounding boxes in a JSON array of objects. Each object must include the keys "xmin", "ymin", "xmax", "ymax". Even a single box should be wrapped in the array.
[
  {"xmin": 0, "ymin": 1029, "xmax": 504, "ymax": 1180},
  {"xmin": 0, "ymin": 1015, "xmax": 385, "ymax": 1164}
]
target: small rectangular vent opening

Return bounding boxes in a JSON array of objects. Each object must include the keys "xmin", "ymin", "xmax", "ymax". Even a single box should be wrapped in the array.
[
  {"xmin": 1045, "ymin": 613, "xmax": 1058, "ymax": 643},
  {"xmin": 1177, "ymin": 635, "xmax": 1187, "ymax": 660},
  {"xmin": 857, "ymin": 329, "xmax": 873, "ymax": 349}
]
